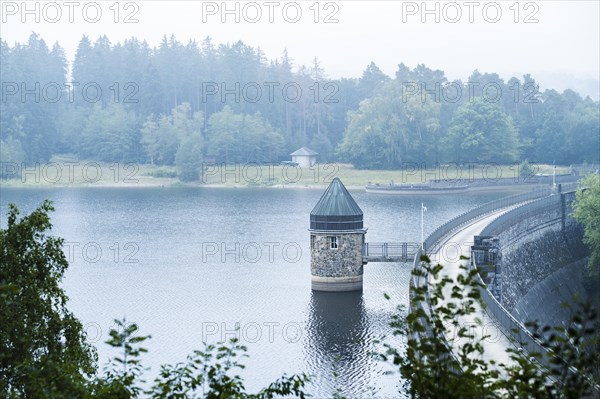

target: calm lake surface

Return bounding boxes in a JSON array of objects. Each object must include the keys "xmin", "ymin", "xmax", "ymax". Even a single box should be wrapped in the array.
[{"xmin": 0, "ymin": 186, "xmax": 513, "ymax": 397}]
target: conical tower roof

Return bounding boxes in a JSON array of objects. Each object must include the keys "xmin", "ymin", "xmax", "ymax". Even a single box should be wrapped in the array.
[{"xmin": 310, "ymin": 178, "xmax": 363, "ymax": 231}]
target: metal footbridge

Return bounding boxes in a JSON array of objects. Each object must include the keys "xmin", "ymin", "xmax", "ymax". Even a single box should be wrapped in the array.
[{"xmin": 363, "ymin": 242, "xmax": 420, "ymax": 262}]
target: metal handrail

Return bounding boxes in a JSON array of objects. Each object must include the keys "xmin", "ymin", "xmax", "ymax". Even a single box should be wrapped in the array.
[
  {"xmin": 408, "ymin": 188, "xmax": 553, "ymax": 375},
  {"xmin": 423, "ymin": 187, "xmax": 552, "ymax": 253},
  {"xmin": 480, "ymin": 195, "xmax": 561, "ymax": 236},
  {"xmin": 363, "ymin": 242, "xmax": 419, "ymax": 258}
]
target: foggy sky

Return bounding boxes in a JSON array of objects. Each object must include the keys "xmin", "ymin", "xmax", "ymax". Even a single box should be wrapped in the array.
[{"xmin": 2, "ymin": 0, "xmax": 599, "ymax": 99}]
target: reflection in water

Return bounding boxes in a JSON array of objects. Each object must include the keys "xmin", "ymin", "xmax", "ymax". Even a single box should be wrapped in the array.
[{"xmin": 306, "ymin": 291, "xmax": 376, "ymax": 397}]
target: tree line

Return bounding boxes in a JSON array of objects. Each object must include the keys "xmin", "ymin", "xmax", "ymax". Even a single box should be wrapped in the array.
[{"xmin": 1, "ymin": 33, "xmax": 598, "ymax": 178}]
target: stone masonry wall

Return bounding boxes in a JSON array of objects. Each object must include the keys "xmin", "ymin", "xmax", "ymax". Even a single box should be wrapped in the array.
[
  {"xmin": 311, "ymin": 232, "xmax": 364, "ymax": 278},
  {"xmin": 497, "ymin": 207, "xmax": 587, "ymax": 312},
  {"xmin": 513, "ymin": 259, "xmax": 588, "ymax": 328}
]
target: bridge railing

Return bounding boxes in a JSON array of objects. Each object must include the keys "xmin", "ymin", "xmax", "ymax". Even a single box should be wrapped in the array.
[
  {"xmin": 363, "ymin": 242, "xmax": 419, "ymax": 259},
  {"xmin": 423, "ymin": 187, "xmax": 552, "ymax": 252},
  {"xmin": 410, "ymin": 186, "xmax": 599, "ymax": 393},
  {"xmin": 471, "ymin": 256, "xmax": 549, "ymax": 359},
  {"xmin": 558, "ymin": 181, "xmax": 579, "ymax": 193},
  {"xmin": 409, "ymin": 249, "xmax": 464, "ymax": 372},
  {"xmin": 414, "ymin": 188, "xmax": 554, "ymax": 314},
  {"xmin": 480, "ymin": 194, "xmax": 561, "ymax": 236},
  {"xmin": 409, "ymin": 188, "xmax": 552, "ymax": 376}
]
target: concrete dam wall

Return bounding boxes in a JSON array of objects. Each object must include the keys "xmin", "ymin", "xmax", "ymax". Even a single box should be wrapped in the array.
[
  {"xmin": 513, "ymin": 258, "xmax": 588, "ymax": 329},
  {"xmin": 480, "ymin": 190, "xmax": 590, "ymax": 328}
]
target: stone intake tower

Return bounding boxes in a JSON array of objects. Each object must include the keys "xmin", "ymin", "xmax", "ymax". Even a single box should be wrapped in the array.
[{"xmin": 309, "ymin": 178, "xmax": 366, "ymax": 291}]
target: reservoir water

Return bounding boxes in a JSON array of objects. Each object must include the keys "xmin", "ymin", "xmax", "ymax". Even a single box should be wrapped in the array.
[{"xmin": 0, "ymin": 186, "xmax": 511, "ymax": 397}]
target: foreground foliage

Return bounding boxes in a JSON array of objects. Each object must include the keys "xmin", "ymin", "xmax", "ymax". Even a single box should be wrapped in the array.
[
  {"xmin": 574, "ymin": 173, "xmax": 600, "ymax": 276},
  {"xmin": 383, "ymin": 255, "xmax": 600, "ymax": 398},
  {"xmin": 0, "ymin": 200, "xmax": 96, "ymax": 398},
  {"xmin": 0, "ymin": 202, "xmax": 309, "ymax": 398},
  {"xmin": 88, "ymin": 319, "xmax": 309, "ymax": 399},
  {"xmin": 1, "ymin": 201, "xmax": 598, "ymax": 398}
]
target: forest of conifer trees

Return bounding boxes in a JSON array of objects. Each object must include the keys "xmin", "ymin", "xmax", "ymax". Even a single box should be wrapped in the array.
[{"xmin": 1, "ymin": 33, "xmax": 598, "ymax": 176}]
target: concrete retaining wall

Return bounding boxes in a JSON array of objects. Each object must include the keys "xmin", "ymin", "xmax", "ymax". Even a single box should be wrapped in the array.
[
  {"xmin": 513, "ymin": 258, "xmax": 588, "ymax": 328},
  {"xmin": 498, "ymin": 219, "xmax": 586, "ymax": 311},
  {"xmin": 482, "ymin": 192, "xmax": 589, "ymax": 322},
  {"xmin": 412, "ymin": 188, "xmax": 598, "ymax": 394}
]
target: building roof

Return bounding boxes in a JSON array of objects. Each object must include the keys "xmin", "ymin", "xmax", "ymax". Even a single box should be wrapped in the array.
[
  {"xmin": 290, "ymin": 147, "xmax": 318, "ymax": 156},
  {"xmin": 310, "ymin": 178, "xmax": 363, "ymax": 230}
]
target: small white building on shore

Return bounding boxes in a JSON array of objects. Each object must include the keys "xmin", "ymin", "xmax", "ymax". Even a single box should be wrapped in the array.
[{"xmin": 290, "ymin": 147, "xmax": 318, "ymax": 167}]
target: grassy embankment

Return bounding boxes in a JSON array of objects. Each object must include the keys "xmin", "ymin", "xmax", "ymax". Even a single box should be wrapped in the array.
[{"xmin": 1, "ymin": 155, "xmax": 569, "ymax": 189}]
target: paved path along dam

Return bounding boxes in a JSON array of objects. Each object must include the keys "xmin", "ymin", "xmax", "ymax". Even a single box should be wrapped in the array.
[{"xmin": 430, "ymin": 206, "xmax": 519, "ymax": 369}]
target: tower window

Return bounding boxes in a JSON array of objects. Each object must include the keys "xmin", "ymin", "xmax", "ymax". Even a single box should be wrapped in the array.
[{"xmin": 329, "ymin": 236, "xmax": 339, "ymax": 250}]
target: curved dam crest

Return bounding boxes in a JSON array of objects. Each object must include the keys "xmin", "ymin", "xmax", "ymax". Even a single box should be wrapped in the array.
[
  {"xmin": 413, "ymin": 184, "xmax": 598, "ymax": 394},
  {"xmin": 479, "ymin": 190, "xmax": 592, "ymax": 326}
]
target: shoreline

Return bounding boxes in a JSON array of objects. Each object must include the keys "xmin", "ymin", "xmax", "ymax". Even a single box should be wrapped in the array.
[
  {"xmin": 0, "ymin": 180, "xmax": 354, "ymax": 190},
  {"xmin": 0, "ymin": 179, "xmax": 562, "ymax": 194},
  {"xmin": 1, "ymin": 161, "xmax": 582, "ymax": 192}
]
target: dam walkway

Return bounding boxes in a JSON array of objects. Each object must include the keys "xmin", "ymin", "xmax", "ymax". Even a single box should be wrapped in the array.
[{"xmin": 428, "ymin": 206, "xmax": 519, "ymax": 368}]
